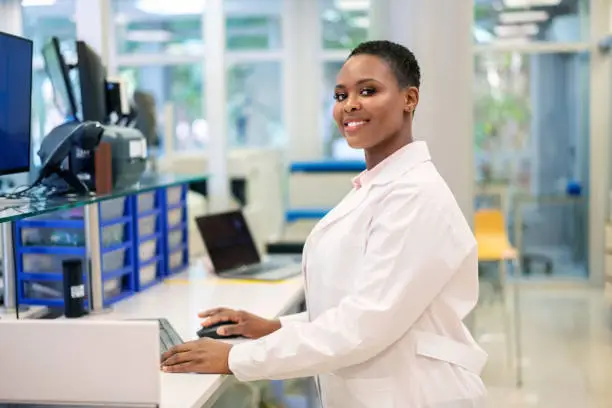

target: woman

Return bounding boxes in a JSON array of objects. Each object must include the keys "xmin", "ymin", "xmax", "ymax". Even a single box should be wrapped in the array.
[{"xmin": 161, "ymin": 40, "xmax": 487, "ymax": 407}]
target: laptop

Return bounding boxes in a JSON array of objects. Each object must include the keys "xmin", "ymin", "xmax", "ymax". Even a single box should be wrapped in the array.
[
  {"xmin": 0, "ymin": 320, "xmax": 160, "ymax": 407},
  {"xmin": 195, "ymin": 210, "xmax": 301, "ymax": 281}
]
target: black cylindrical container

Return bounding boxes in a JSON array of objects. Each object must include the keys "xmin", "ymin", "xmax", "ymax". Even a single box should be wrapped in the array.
[{"xmin": 62, "ymin": 259, "xmax": 87, "ymax": 318}]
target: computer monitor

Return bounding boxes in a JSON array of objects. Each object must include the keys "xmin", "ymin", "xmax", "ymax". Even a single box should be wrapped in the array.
[
  {"xmin": 0, "ymin": 31, "xmax": 33, "ymax": 176},
  {"xmin": 75, "ymin": 40, "xmax": 107, "ymax": 123},
  {"xmin": 42, "ymin": 36, "xmax": 78, "ymax": 120}
]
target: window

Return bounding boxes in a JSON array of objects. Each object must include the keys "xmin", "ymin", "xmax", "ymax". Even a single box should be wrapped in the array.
[
  {"xmin": 119, "ymin": 64, "xmax": 205, "ymax": 150},
  {"xmin": 474, "ymin": 51, "xmax": 590, "ymax": 278},
  {"xmin": 22, "ymin": 0, "xmax": 76, "ymax": 62},
  {"xmin": 22, "ymin": 0, "xmax": 76, "ymax": 164},
  {"xmin": 113, "ymin": 0, "xmax": 204, "ymax": 55},
  {"xmin": 474, "ymin": 0, "xmax": 590, "ymax": 44},
  {"xmin": 227, "ymin": 61, "xmax": 283, "ymax": 148},
  {"xmin": 320, "ymin": 0, "xmax": 370, "ymax": 50},
  {"xmin": 225, "ymin": 0, "xmax": 283, "ymax": 51}
]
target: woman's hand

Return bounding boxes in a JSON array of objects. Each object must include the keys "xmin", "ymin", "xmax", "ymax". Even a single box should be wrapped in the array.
[
  {"xmin": 161, "ymin": 338, "xmax": 232, "ymax": 374},
  {"xmin": 198, "ymin": 308, "xmax": 281, "ymax": 339}
]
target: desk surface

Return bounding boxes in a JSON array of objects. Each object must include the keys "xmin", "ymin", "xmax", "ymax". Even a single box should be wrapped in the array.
[
  {"xmin": 0, "ymin": 173, "xmax": 205, "ymax": 223},
  {"xmin": 89, "ymin": 260, "xmax": 304, "ymax": 408}
]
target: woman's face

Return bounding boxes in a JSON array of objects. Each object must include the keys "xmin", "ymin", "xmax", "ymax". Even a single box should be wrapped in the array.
[{"xmin": 333, "ymin": 54, "xmax": 415, "ymax": 150}]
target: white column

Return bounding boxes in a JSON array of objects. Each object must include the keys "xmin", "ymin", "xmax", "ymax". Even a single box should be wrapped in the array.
[
  {"xmin": 282, "ymin": 0, "xmax": 323, "ymax": 161},
  {"xmin": 0, "ymin": 0, "xmax": 23, "ymax": 36},
  {"xmin": 205, "ymin": 0, "xmax": 231, "ymax": 212},
  {"xmin": 371, "ymin": 0, "xmax": 474, "ymax": 222},
  {"xmin": 74, "ymin": 0, "xmax": 114, "ymax": 70},
  {"xmin": 588, "ymin": 0, "xmax": 611, "ymax": 285}
]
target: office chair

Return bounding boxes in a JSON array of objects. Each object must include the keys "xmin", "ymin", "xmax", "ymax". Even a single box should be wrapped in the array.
[{"xmin": 474, "ymin": 208, "xmax": 523, "ymax": 387}]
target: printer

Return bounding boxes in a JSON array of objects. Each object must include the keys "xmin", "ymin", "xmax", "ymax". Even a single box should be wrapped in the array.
[{"xmin": 37, "ymin": 121, "xmax": 147, "ymax": 195}]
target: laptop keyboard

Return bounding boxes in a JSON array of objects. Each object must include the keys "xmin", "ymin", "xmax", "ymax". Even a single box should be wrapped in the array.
[{"xmin": 158, "ymin": 318, "xmax": 184, "ymax": 354}]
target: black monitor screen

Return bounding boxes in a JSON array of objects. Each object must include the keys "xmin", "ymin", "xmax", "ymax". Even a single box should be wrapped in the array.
[
  {"xmin": 0, "ymin": 32, "xmax": 33, "ymax": 176},
  {"xmin": 42, "ymin": 37, "xmax": 77, "ymax": 120},
  {"xmin": 76, "ymin": 40, "xmax": 107, "ymax": 123}
]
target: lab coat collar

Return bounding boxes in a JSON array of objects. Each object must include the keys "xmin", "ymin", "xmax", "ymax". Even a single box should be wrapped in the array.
[
  {"xmin": 367, "ymin": 140, "xmax": 431, "ymax": 187},
  {"xmin": 313, "ymin": 141, "xmax": 431, "ymax": 234}
]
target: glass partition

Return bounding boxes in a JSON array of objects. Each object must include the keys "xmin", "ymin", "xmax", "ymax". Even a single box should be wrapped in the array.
[{"xmin": 474, "ymin": 50, "xmax": 590, "ymax": 279}]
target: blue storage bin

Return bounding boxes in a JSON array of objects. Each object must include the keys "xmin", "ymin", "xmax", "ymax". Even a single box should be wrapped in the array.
[
  {"xmin": 15, "ymin": 196, "xmax": 136, "ymax": 307},
  {"xmin": 138, "ymin": 214, "xmax": 158, "ymax": 238},
  {"xmin": 23, "ymin": 278, "xmax": 123, "ymax": 302},
  {"xmin": 162, "ymin": 185, "xmax": 188, "ymax": 276},
  {"xmin": 138, "ymin": 239, "xmax": 158, "ymax": 263},
  {"xmin": 166, "ymin": 186, "xmax": 183, "ymax": 206},
  {"xmin": 167, "ymin": 229, "xmax": 184, "ymax": 250},
  {"xmin": 133, "ymin": 189, "xmax": 165, "ymax": 291},
  {"xmin": 168, "ymin": 248, "xmax": 186, "ymax": 271},
  {"xmin": 20, "ymin": 222, "xmax": 127, "ymax": 248},
  {"xmin": 167, "ymin": 208, "xmax": 184, "ymax": 228},
  {"xmin": 137, "ymin": 192, "xmax": 156, "ymax": 213}
]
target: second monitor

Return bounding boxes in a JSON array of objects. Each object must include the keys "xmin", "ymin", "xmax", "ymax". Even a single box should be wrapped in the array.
[{"xmin": 43, "ymin": 36, "xmax": 108, "ymax": 124}]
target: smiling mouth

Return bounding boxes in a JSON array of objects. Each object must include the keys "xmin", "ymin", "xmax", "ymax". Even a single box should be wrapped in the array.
[{"xmin": 343, "ymin": 120, "xmax": 370, "ymax": 131}]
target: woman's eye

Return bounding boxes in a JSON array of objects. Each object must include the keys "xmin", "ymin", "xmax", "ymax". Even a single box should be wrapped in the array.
[
  {"xmin": 334, "ymin": 93, "xmax": 347, "ymax": 102},
  {"xmin": 360, "ymin": 87, "xmax": 376, "ymax": 96}
]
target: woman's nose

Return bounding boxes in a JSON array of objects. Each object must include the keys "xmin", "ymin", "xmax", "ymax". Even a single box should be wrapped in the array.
[{"xmin": 343, "ymin": 98, "xmax": 361, "ymax": 112}]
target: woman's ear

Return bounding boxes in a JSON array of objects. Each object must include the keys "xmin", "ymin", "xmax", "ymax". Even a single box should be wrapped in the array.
[{"xmin": 403, "ymin": 86, "xmax": 419, "ymax": 113}]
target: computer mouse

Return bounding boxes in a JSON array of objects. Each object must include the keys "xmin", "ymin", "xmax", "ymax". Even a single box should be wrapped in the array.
[{"xmin": 196, "ymin": 322, "xmax": 242, "ymax": 340}]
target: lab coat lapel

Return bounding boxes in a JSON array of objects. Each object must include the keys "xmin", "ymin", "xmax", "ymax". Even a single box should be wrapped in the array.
[
  {"xmin": 311, "ymin": 184, "xmax": 370, "ymax": 234},
  {"xmin": 310, "ymin": 141, "xmax": 431, "ymax": 236}
]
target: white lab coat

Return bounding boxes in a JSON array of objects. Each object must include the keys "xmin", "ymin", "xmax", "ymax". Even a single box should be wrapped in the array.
[{"xmin": 229, "ymin": 141, "xmax": 488, "ymax": 407}]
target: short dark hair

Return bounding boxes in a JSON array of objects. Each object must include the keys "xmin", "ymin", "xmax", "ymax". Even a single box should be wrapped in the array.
[{"xmin": 348, "ymin": 40, "xmax": 421, "ymax": 89}]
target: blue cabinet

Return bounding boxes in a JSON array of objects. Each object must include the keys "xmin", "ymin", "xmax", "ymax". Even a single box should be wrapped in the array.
[
  {"xmin": 15, "ymin": 197, "xmax": 136, "ymax": 307},
  {"xmin": 14, "ymin": 183, "xmax": 191, "ymax": 307}
]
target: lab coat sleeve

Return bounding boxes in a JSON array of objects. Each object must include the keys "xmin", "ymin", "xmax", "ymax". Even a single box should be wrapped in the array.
[
  {"xmin": 279, "ymin": 312, "xmax": 308, "ymax": 326},
  {"xmin": 228, "ymin": 185, "xmax": 475, "ymax": 381}
]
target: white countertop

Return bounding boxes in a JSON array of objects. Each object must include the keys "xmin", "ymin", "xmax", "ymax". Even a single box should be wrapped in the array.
[{"xmin": 90, "ymin": 259, "xmax": 305, "ymax": 408}]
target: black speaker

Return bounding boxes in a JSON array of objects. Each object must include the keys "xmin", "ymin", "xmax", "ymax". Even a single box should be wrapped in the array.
[{"xmin": 62, "ymin": 259, "xmax": 87, "ymax": 318}]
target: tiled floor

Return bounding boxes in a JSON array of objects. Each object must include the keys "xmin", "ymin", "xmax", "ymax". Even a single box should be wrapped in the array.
[{"xmin": 474, "ymin": 283, "xmax": 612, "ymax": 408}]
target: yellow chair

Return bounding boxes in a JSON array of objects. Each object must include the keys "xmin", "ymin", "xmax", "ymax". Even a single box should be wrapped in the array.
[
  {"xmin": 474, "ymin": 209, "xmax": 522, "ymax": 387},
  {"xmin": 474, "ymin": 209, "xmax": 518, "ymax": 265}
]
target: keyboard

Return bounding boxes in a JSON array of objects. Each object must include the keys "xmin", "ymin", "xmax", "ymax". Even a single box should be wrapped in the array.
[{"xmin": 158, "ymin": 318, "xmax": 184, "ymax": 354}]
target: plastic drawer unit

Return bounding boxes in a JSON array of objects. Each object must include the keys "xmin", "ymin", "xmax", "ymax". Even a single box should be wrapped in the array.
[
  {"xmin": 15, "ymin": 197, "xmax": 137, "ymax": 307},
  {"xmin": 133, "ymin": 189, "xmax": 165, "ymax": 291},
  {"xmin": 163, "ymin": 185, "xmax": 189, "ymax": 276}
]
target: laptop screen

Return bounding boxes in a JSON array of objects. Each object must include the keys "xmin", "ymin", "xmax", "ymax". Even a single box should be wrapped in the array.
[{"xmin": 195, "ymin": 211, "xmax": 260, "ymax": 273}]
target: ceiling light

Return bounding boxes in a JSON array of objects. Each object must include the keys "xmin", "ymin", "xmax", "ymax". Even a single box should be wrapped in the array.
[
  {"xmin": 21, "ymin": 0, "xmax": 55, "ymax": 6},
  {"xmin": 503, "ymin": 0, "xmax": 561, "ymax": 8},
  {"xmin": 499, "ymin": 10, "xmax": 549, "ymax": 24},
  {"xmin": 494, "ymin": 23, "xmax": 539, "ymax": 37},
  {"xmin": 136, "ymin": 0, "xmax": 205, "ymax": 15},
  {"xmin": 334, "ymin": 0, "xmax": 369, "ymax": 11}
]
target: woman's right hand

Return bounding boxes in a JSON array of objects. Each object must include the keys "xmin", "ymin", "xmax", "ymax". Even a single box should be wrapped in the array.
[{"xmin": 198, "ymin": 308, "xmax": 281, "ymax": 339}]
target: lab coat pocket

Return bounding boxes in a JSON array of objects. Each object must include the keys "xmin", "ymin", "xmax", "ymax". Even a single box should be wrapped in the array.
[
  {"xmin": 412, "ymin": 331, "xmax": 488, "ymax": 406},
  {"xmin": 334, "ymin": 376, "xmax": 395, "ymax": 408}
]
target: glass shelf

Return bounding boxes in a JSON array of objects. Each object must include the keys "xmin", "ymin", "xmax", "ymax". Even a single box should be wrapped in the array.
[{"xmin": 0, "ymin": 173, "xmax": 206, "ymax": 224}]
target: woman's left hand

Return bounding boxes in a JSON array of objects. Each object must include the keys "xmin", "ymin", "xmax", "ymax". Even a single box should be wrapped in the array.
[{"xmin": 161, "ymin": 338, "xmax": 233, "ymax": 374}]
